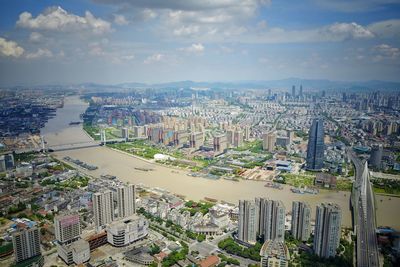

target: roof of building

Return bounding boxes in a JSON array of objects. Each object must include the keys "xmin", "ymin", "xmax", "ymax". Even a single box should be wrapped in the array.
[
  {"xmin": 198, "ymin": 255, "xmax": 220, "ymax": 267},
  {"xmin": 260, "ymin": 240, "xmax": 289, "ymax": 260}
]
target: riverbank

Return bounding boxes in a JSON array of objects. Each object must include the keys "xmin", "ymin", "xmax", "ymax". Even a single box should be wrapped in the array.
[{"xmin": 45, "ymin": 96, "xmax": 400, "ymax": 229}]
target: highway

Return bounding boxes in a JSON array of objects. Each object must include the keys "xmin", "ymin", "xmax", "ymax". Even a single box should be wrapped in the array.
[{"xmin": 349, "ymin": 151, "xmax": 379, "ymax": 267}]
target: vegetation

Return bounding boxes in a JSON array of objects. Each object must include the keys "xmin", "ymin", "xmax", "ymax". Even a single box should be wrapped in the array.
[
  {"xmin": 336, "ymin": 179, "xmax": 353, "ymax": 191},
  {"xmin": 218, "ymin": 238, "xmax": 262, "ymax": 261},
  {"xmin": 183, "ymin": 200, "xmax": 214, "ymax": 216},
  {"xmin": 371, "ymin": 178, "xmax": 400, "ymax": 196},
  {"xmin": 218, "ymin": 253, "xmax": 240, "ymax": 266},
  {"xmin": 83, "ymin": 123, "xmax": 100, "ymax": 140},
  {"xmin": 161, "ymin": 241, "xmax": 188, "ymax": 267},
  {"xmin": 277, "ymin": 173, "xmax": 315, "ymax": 187},
  {"xmin": 108, "ymin": 140, "xmax": 164, "ymax": 159}
]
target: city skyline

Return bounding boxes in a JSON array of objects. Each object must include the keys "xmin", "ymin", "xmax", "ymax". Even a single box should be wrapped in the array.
[{"xmin": 0, "ymin": 0, "xmax": 400, "ymax": 85}]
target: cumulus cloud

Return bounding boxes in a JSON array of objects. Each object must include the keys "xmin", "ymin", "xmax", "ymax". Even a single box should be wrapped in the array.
[
  {"xmin": 114, "ymin": 14, "xmax": 128, "ymax": 25},
  {"xmin": 373, "ymin": 44, "xmax": 400, "ymax": 60},
  {"xmin": 17, "ymin": 6, "xmax": 112, "ymax": 34},
  {"xmin": 144, "ymin": 53, "xmax": 164, "ymax": 64},
  {"xmin": 0, "ymin": 37, "xmax": 24, "ymax": 57},
  {"xmin": 320, "ymin": 22, "xmax": 374, "ymax": 40},
  {"xmin": 26, "ymin": 48, "xmax": 53, "ymax": 59},
  {"xmin": 180, "ymin": 43, "xmax": 205, "ymax": 54}
]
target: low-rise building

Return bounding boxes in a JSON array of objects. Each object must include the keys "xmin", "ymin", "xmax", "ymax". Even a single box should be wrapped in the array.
[
  {"xmin": 106, "ymin": 215, "xmax": 148, "ymax": 247},
  {"xmin": 57, "ymin": 239, "xmax": 90, "ymax": 265},
  {"xmin": 260, "ymin": 240, "xmax": 289, "ymax": 267}
]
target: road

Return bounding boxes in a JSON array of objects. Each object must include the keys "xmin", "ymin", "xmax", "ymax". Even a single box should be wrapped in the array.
[{"xmin": 349, "ymin": 151, "xmax": 379, "ymax": 267}]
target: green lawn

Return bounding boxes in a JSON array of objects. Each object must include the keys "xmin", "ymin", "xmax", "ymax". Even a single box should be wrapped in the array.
[{"xmin": 279, "ymin": 174, "xmax": 315, "ymax": 187}]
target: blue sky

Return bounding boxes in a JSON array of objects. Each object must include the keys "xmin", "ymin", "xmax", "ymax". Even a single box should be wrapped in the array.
[{"xmin": 0, "ymin": 0, "xmax": 399, "ymax": 85}]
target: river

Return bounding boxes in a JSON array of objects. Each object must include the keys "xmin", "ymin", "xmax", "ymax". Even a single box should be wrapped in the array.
[{"xmin": 42, "ymin": 96, "xmax": 400, "ymax": 228}]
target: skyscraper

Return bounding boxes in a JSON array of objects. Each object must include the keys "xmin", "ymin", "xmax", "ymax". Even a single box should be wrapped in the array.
[
  {"xmin": 93, "ymin": 190, "xmax": 114, "ymax": 231},
  {"xmin": 117, "ymin": 184, "xmax": 136, "ymax": 219},
  {"xmin": 263, "ymin": 200, "xmax": 286, "ymax": 242},
  {"xmin": 313, "ymin": 203, "xmax": 342, "ymax": 258},
  {"xmin": 12, "ymin": 224, "xmax": 42, "ymax": 264},
  {"xmin": 238, "ymin": 200, "xmax": 258, "ymax": 244},
  {"xmin": 263, "ymin": 131, "xmax": 276, "ymax": 152},
  {"xmin": 299, "ymin": 85, "xmax": 303, "ymax": 97},
  {"xmin": 54, "ymin": 214, "xmax": 81, "ymax": 244},
  {"xmin": 291, "ymin": 201, "xmax": 311, "ymax": 241},
  {"xmin": 369, "ymin": 144, "xmax": 383, "ymax": 170},
  {"xmin": 291, "ymin": 85, "xmax": 296, "ymax": 98},
  {"xmin": 306, "ymin": 118, "xmax": 325, "ymax": 171}
]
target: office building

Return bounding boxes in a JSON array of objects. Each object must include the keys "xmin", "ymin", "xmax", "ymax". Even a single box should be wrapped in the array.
[
  {"xmin": 238, "ymin": 200, "xmax": 258, "ymax": 244},
  {"xmin": 260, "ymin": 240, "xmax": 289, "ymax": 267},
  {"xmin": 0, "ymin": 154, "xmax": 14, "ymax": 171},
  {"xmin": 263, "ymin": 131, "xmax": 276, "ymax": 152},
  {"xmin": 106, "ymin": 215, "xmax": 149, "ymax": 247},
  {"xmin": 306, "ymin": 118, "xmax": 325, "ymax": 171},
  {"xmin": 291, "ymin": 201, "xmax": 311, "ymax": 241},
  {"xmin": 299, "ymin": 85, "xmax": 303, "ymax": 97},
  {"xmin": 291, "ymin": 85, "xmax": 296, "ymax": 98},
  {"xmin": 117, "ymin": 183, "xmax": 136, "ymax": 219},
  {"xmin": 12, "ymin": 223, "xmax": 42, "ymax": 265},
  {"xmin": 93, "ymin": 190, "xmax": 114, "ymax": 231},
  {"xmin": 213, "ymin": 134, "xmax": 228, "ymax": 154},
  {"xmin": 54, "ymin": 214, "xmax": 81, "ymax": 244},
  {"xmin": 313, "ymin": 203, "xmax": 342, "ymax": 258}
]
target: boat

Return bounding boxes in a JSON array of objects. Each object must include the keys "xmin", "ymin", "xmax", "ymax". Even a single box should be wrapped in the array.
[{"xmin": 69, "ymin": 121, "xmax": 82, "ymax": 125}]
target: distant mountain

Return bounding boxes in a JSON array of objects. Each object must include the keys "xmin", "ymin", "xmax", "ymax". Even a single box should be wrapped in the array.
[
  {"xmin": 117, "ymin": 78, "xmax": 400, "ymax": 90},
  {"xmin": 6, "ymin": 78, "xmax": 400, "ymax": 91}
]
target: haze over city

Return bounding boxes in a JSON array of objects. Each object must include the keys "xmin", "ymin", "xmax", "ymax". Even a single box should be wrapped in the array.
[
  {"xmin": 1, "ymin": 1, "xmax": 400, "ymax": 267},
  {"xmin": 0, "ymin": 0, "xmax": 400, "ymax": 85}
]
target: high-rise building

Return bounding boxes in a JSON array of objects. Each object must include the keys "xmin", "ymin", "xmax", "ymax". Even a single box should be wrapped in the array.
[
  {"xmin": 117, "ymin": 184, "xmax": 136, "ymax": 219},
  {"xmin": 54, "ymin": 214, "xmax": 81, "ymax": 245},
  {"xmin": 233, "ymin": 130, "xmax": 243, "ymax": 148},
  {"xmin": 369, "ymin": 144, "xmax": 383, "ymax": 170},
  {"xmin": 260, "ymin": 240, "xmax": 289, "ymax": 267},
  {"xmin": 244, "ymin": 125, "xmax": 251, "ymax": 141},
  {"xmin": 12, "ymin": 224, "xmax": 42, "ymax": 265},
  {"xmin": 226, "ymin": 129, "xmax": 234, "ymax": 146},
  {"xmin": 106, "ymin": 215, "xmax": 149, "ymax": 247},
  {"xmin": 306, "ymin": 118, "xmax": 325, "ymax": 171},
  {"xmin": 299, "ymin": 85, "xmax": 303, "ymax": 97},
  {"xmin": 189, "ymin": 132, "xmax": 204, "ymax": 149},
  {"xmin": 263, "ymin": 131, "xmax": 276, "ymax": 152},
  {"xmin": 93, "ymin": 190, "xmax": 114, "ymax": 231},
  {"xmin": 291, "ymin": 85, "xmax": 296, "ymax": 98},
  {"xmin": 122, "ymin": 128, "xmax": 129, "ymax": 141},
  {"xmin": 213, "ymin": 134, "xmax": 228, "ymax": 154},
  {"xmin": 291, "ymin": 201, "xmax": 311, "ymax": 241},
  {"xmin": 313, "ymin": 203, "xmax": 341, "ymax": 258},
  {"xmin": 263, "ymin": 200, "xmax": 286, "ymax": 242},
  {"xmin": 238, "ymin": 200, "xmax": 258, "ymax": 244}
]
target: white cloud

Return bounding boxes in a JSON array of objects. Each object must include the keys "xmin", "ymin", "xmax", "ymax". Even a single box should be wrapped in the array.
[
  {"xmin": 17, "ymin": 6, "xmax": 112, "ymax": 34},
  {"xmin": 0, "ymin": 37, "xmax": 24, "ymax": 57},
  {"xmin": 114, "ymin": 14, "xmax": 128, "ymax": 25},
  {"xmin": 321, "ymin": 22, "xmax": 374, "ymax": 40},
  {"xmin": 142, "ymin": 9, "xmax": 158, "ymax": 20},
  {"xmin": 373, "ymin": 44, "xmax": 400, "ymax": 59},
  {"xmin": 29, "ymin": 32, "xmax": 43, "ymax": 42},
  {"xmin": 180, "ymin": 43, "xmax": 205, "ymax": 54},
  {"xmin": 144, "ymin": 53, "xmax": 164, "ymax": 64},
  {"xmin": 26, "ymin": 48, "xmax": 53, "ymax": 59}
]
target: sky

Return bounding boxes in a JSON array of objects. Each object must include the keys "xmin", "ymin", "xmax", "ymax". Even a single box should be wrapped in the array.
[{"xmin": 0, "ymin": 0, "xmax": 399, "ymax": 86}]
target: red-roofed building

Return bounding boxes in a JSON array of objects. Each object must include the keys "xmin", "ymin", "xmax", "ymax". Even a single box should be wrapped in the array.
[
  {"xmin": 154, "ymin": 251, "xmax": 168, "ymax": 263},
  {"xmin": 198, "ymin": 255, "xmax": 220, "ymax": 267}
]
